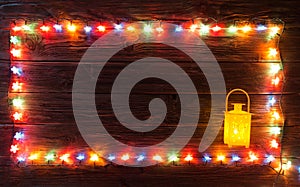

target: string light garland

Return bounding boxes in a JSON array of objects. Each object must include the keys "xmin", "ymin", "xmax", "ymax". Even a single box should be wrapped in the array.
[{"xmin": 8, "ymin": 17, "xmax": 297, "ymax": 175}]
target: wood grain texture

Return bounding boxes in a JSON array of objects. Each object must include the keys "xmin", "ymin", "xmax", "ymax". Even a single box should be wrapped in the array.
[{"xmin": 0, "ymin": 0, "xmax": 300, "ymax": 186}]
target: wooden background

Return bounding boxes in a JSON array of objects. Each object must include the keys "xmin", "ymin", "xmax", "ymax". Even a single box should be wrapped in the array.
[{"xmin": 0, "ymin": 0, "xmax": 300, "ymax": 186}]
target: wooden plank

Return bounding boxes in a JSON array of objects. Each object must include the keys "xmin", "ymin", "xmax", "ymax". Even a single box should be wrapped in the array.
[
  {"xmin": 8, "ymin": 61, "xmax": 287, "ymax": 94},
  {"xmin": 0, "ymin": 165, "xmax": 288, "ymax": 186},
  {"xmin": 5, "ymin": 93, "xmax": 283, "ymax": 126}
]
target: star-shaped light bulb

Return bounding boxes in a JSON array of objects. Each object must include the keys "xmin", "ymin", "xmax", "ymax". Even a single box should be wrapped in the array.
[
  {"xmin": 144, "ymin": 24, "xmax": 152, "ymax": 33},
  {"xmin": 272, "ymin": 77, "xmax": 280, "ymax": 86},
  {"xmin": 12, "ymin": 98, "xmax": 24, "ymax": 109},
  {"xmin": 97, "ymin": 25, "xmax": 106, "ymax": 32},
  {"xmin": 17, "ymin": 156, "xmax": 26, "ymax": 162},
  {"xmin": 14, "ymin": 132, "xmax": 24, "ymax": 140},
  {"xmin": 156, "ymin": 26, "xmax": 164, "ymax": 33},
  {"xmin": 232, "ymin": 155, "xmax": 241, "ymax": 162},
  {"xmin": 59, "ymin": 154, "xmax": 70, "ymax": 163},
  {"xmin": 10, "ymin": 48, "xmax": 21, "ymax": 58},
  {"xmin": 67, "ymin": 24, "xmax": 76, "ymax": 32},
  {"xmin": 269, "ymin": 48, "xmax": 278, "ymax": 58},
  {"xmin": 84, "ymin": 26, "xmax": 92, "ymax": 33},
  {"xmin": 184, "ymin": 154, "xmax": 193, "ymax": 162},
  {"xmin": 126, "ymin": 26, "xmax": 135, "ymax": 32},
  {"xmin": 256, "ymin": 25, "xmax": 267, "ymax": 31},
  {"xmin": 270, "ymin": 139, "xmax": 279, "ymax": 149},
  {"xmin": 45, "ymin": 153, "xmax": 55, "ymax": 161},
  {"xmin": 22, "ymin": 25, "xmax": 31, "ymax": 31},
  {"xmin": 152, "ymin": 155, "xmax": 163, "ymax": 162},
  {"xmin": 175, "ymin": 25, "xmax": 183, "ymax": 32},
  {"xmin": 40, "ymin": 25, "xmax": 50, "ymax": 32},
  {"xmin": 28, "ymin": 153, "xmax": 39, "ymax": 161},
  {"xmin": 212, "ymin": 25, "xmax": 221, "ymax": 32},
  {"xmin": 11, "ymin": 66, "xmax": 22, "ymax": 76},
  {"xmin": 249, "ymin": 152, "xmax": 258, "ymax": 162},
  {"xmin": 241, "ymin": 25, "xmax": 252, "ymax": 33},
  {"xmin": 168, "ymin": 154, "xmax": 179, "ymax": 162},
  {"xmin": 53, "ymin": 24, "xmax": 62, "ymax": 32},
  {"xmin": 217, "ymin": 155, "xmax": 225, "ymax": 162},
  {"xmin": 121, "ymin": 154, "xmax": 130, "ymax": 161},
  {"xmin": 13, "ymin": 112, "xmax": 23, "ymax": 121},
  {"xmin": 90, "ymin": 154, "xmax": 99, "ymax": 162},
  {"xmin": 136, "ymin": 155, "xmax": 145, "ymax": 162},
  {"xmin": 107, "ymin": 154, "xmax": 116, "ymax": 161},
  {"xmin": 10, "ymin": 36, "xmax": 20, "ymax": 45},
  {"xmin": 12, "ymin": 26, "xmax": 22, "ymax": 32},
  {"xmin": 228, "ymin": 25, "xmax": 238, "ymax": 33},
  {"xmin": 200, "ymin": 24, "xmax": 210, "ymax": 35},
  {"xmin": 189, "ymin": 24, "xmax": 198, "ymax": 32},
  {"xmin": 265, "ymin": 155, "xmax": 275, "ymax": 163},
  {"xmin": 272, "ymin": 110, "xmax": 280, "ymax": 120},
  {"xmin": 10, "ymin": 144, "xmax": 19, "ymax": 153},
  {"xmin": 12, "ymin": 81, "xmax": 22, "ymax": 92},
  {"xmin": 76, "ymin": 154, "xmax": 85, "ymax": 161},
  {"xmin": 270, "ymin": 64, "xmax": 281, "ymax": 75},
  {"xmin": 114, "ymin": 24, "xmax": 123, "ymax": 31},
  {"xmin": 203, "ymin": 154, "xmax": 212, "ymax": 162},
  {"xmin": 270, "ymin": 127, "xmax": 281, "ymax": 135}
]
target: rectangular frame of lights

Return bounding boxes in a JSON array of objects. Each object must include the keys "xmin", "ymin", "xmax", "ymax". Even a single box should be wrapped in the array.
[{"xmin": 8, "ymin": 18, "xmax": 293, "ymax": 173}]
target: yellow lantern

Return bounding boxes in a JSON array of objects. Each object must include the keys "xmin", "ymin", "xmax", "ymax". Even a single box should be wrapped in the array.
[{"xmin": 224, "ymin": 89, "xmax": 252, "ymax": 148}]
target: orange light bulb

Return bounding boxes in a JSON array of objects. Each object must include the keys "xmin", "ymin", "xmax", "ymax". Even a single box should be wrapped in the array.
[
  {"xmin": 97, "ymin": 25, "xmax": 106, "ymax": 32},
  {"xmin": 12, "ymin": 81, "xmax": 22, "ymax": 92},
  {"xmin": 40, "ymin": 25, "xmax": 50, "ymax": 32},
  {"xmin": 121, "ymin": 154, "xmax": 130, "ymax": 161},
  {"xmin": 184, "ymin": 154, "xmax": 193, "ymax": 162}
]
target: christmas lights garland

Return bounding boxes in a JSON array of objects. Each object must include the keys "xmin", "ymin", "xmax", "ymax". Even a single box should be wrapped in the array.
[{"xmin": 8, "ymin": 18, "xmax": 296, "ymax": 174}]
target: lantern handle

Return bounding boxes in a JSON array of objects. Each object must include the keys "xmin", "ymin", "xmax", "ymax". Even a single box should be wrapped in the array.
[{"xmin": 225, "ymin": 88, "xmax": 250, "ymax": 113}]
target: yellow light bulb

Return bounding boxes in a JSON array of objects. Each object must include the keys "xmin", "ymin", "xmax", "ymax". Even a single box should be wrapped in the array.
[
  {"xmin": 28, "ymin": 153, "xmax": 39, "ymax": 160},
  {"xmin": 168, "ymin": 154, "xmax": 179, "ymax": 162},
  {"xmin": 241, "ymin": 25, "xmax": 251, "ymax": 33},
  {"xmin": 127, "ymin": 26, "xmax": 135, "ymax": 32},
  {"xmin": 272, "ymin": 77, "xmax": 280, "ymax": 86},
  {"xmin": 190, "ymin": 24, "xmax": 198, "ymax": 32},
  {"xmin": 272, "ymin": 111, "xmax": 280, "ymax": 120},
  {"xmin": 268, "ymin": 48, "xmax": 278, "ymax": 58},
  {"xmin": 67, "ymin": 24, "xmax": 76, "ymax": 32},
  {"xmin": 269, "ymin": 26, "xmax": 280, "ymax": 36},
  {"xmin": 90, "ymin": 154, "xmax": 99, "ymax": 162},
  {"xmin": 270, "ymin": 64, "xmax": 281, "ymax": 74},
  {"xmin": 217, "ymin": 155, "xmax": 225, "ymax": 161}
]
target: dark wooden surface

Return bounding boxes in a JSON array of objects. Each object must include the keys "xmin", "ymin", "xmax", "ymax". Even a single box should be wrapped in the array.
[{"xmin": 0, "ymin": 0, "xmax": 300, "ymax": 186}]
